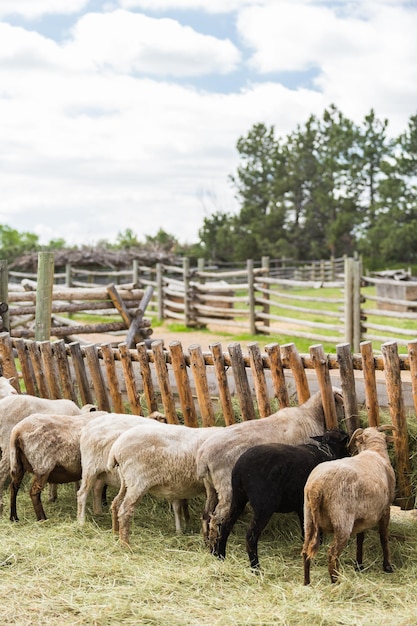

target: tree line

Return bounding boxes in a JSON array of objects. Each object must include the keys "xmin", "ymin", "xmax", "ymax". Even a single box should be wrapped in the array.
[
  {"xmin": 200, "ymin": 105, "xmax": 417, "ymax": 270},
  {"xmin": 2, "ymin": 105, "xmax": 417, "ymax": 270}
]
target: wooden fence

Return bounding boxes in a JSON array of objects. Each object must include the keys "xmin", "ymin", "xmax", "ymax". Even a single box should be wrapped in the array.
[
  {"xmin": 4, "ymin": 255, "xmax": 417, "ymax": 350},
  {"xmin": 0, "ymin": 331, "xmax": 415, "ymax": 510}
]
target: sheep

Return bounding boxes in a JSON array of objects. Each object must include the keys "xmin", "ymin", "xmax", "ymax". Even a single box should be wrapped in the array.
[
  {"xmin": 107, "ymin": 421, "xmax": 224, "ymax": 546},
  {"xmin": 0, "ymin": 395, "xmax": 91, "ymax": 515},
  {"xmin": 215, "ymin": 429, "xmax": 350, "ymax": 568},
  {"xmin": 301, "ymin": 425, "xmax": 396, "ymax": 584},
  {"xmin": 0, "ymin": 376, "xmax": 18, "ymax": 398},
  {"xmin": 9, "ymin": 408, "xmax": 104, "ymax": 522},
  {"xmin": 76, "ymin": 410, "xmax": 190, "ymax": 533},
  {"xmin": 195, "ymin": 387, "xmax": 345, "ymax": 550}
]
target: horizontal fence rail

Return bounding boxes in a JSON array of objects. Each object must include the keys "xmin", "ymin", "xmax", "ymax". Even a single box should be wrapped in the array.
[{"xmin": 3, "ymin": 255, "xmax": 417, "ymax": 349}]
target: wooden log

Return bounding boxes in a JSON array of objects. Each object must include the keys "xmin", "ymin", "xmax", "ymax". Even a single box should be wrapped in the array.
[
  {"xmin": 136, "ymin": 342, "xmax": 158, "ymax": 415},
  {"xmin": 264, "ymin": 343, "xmax": 289, "ymax": 408},
  {"xmin": 280, "ymin": 343, "xmax": 310, "ymax": 404},
  {"xmin": 407, "ymin": 339, "xmax": 417, "ymax": 418},
  {"xmin": 12, "ymin": 321, "xmax": 128, "ymax": 339},
  {"xmin": 381, "ymin": 341, "xmax": 413, "ymax": 509},
  {"xmin": 39, "ymin": 341, "xmax": 62, "ymax": 399},
  {"xmin": 336, "ymin": 343, "xmax": 359, "ymax": 435},
  {"xmin": 34, "ymin": 251, "xmax": 54, "ymax": 341},
  {"xmin": 8, "ymin": 300, "xmax": 143, "ymax": 316},
  {"xmin": 248, "ymin": 342, "xmax": 271, "ymax": 418},
  {"xmin": 209, "ymin": 342, "xmax": 235, "ymax": 426},
  {"xmin": 26, "ymin": 340, "xmax": 51, "ymax": 398},
  {"xmin": 151, "ymin": 340, "xmax": 179, "ymax": 424},
  {"xmin": 68, "ymin": 342, "xmax": 94, "ymax": 406},
  {"xmin": 107, "ymin": 284, "xmax": 132, "ymax": 327},
  {"xmin": 0, "ymin": 332, "xmax": 21, "ymax": 392},
  {"xmin": 360, "ymin": 340, "xmax": 379, "ymax": 426},
  {"xmin": 188, "ymin": 344, "xmax": 215, "ymax": 427},
  {"xmin": 309, "ymin": 344, "xmax": 338, "ymax": 430},
  {"xmin": 118, "ymin": 343, "xmax": 142, "ymax": 416},
  {"xmin": 126, "ymin": 285, "xmax": 154, "ymax": 348},
  {"xmin": 169, "ymin": 341, "xmax": 198, "ymax": 427},
  {"xmin": 228, "ymin": 342, "xmax": 256, "ymax": 421},
  {"xmin": 84, "ymin": 344, "xmax": 111, "ymax": 412},
  {"xmin": 13, "ymin": 338, "xmax": 36, "ymax": 396},
  {"xmin": 53, "ymin": 339, "xmax": 79, "ymax": 403},
  {"xmin": 100, "ymin": 343, "xmax": 124, "ymax": 413},
  {"xmin": 17, "ymin": 282, "xmax": 144, "ymax": 302}
]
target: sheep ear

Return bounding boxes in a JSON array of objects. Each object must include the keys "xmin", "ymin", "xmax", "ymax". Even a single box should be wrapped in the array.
[{"xmin": 334, "ymin": 392, "xmax": 344, "ymax": 405}]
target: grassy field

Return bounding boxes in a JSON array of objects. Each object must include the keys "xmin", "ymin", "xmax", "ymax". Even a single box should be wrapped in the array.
[{"xmin": 1, "ymin": 479, "xmax": 416, "ymax": 626}]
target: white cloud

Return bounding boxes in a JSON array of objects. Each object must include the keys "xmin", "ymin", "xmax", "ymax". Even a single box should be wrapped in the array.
[
  {"xmin": 0, "ymin": 0, "xmax": 89, "ymax": 19},
  {"xmin": 64, "ymin": 10, "xmax": 240, "ymax": 76},
  {"xmin": 0, "ymin": 1, "xmax": 416, "ymax": 246},
  {"xmin": 118, "ymin": 0, "xmax": 257, "ymax": 13}
]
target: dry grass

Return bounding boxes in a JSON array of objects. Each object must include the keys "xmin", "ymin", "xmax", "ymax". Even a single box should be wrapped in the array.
[{"xmin": 1, "ymin": 478, "xmax": 417, "ymax": 626}]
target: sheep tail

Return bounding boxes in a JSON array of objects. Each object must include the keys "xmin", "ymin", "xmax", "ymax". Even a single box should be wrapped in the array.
[
  {"xmin": 303, "ymin": 490, "xmax": 323, "ymax": 559},
  {"xmin": 9, "ymin": 432, "xmax": 22, "ymax": 480},
  {"xmin": 107, "ymin": 450, "xmax": 118, "ymax": 472}
]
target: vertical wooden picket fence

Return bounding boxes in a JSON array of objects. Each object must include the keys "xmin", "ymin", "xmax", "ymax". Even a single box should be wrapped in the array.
[{"xmin": 0, "ymin": 331, "xmax": 414, "ymax": 510}]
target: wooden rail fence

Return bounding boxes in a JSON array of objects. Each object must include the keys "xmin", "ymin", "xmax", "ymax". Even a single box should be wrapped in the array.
[{"xmin": 0, "ymin": 331, "xmax": 414, "ymax": 510}]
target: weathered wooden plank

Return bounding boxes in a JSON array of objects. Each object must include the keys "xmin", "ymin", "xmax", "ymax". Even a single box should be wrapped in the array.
[
  {"xmin": 264, "ymin": 343, "xmax": 289, "ymax": 408},
  {"xmin": 360, "ymin": 340, "xmax": 379, "ymax": 426},
  {"xmin": 54, "ymin": 339, "xmax": 78, "ymax": 403},
  {"xmin": 228, "ymin": 342, "xmax": 256, "ymax": 421},
  {"xmin": 309, "ymin": 344, "xmax": 338, "ymax": 429},
  {"xmin": 84, "ymin": 344, "xmax": 111, "ymax": 412},
  {"xmin": 39, "ymin": 341, "xmax": 62, "ymax": 399},
  {"xmin": 151, "ymin": 340, "xmax": 178, "ymax": 424},
  {"xmin": 68, "ymin": 342, "xmax": 94, "ymax": 406},
  {"xmin": 336, "ymin": 342, "xmax": 359, "ymax": 435},
  {"xmin": 13, "ymin": 338, "xmax": 36, "ymax": 395},
  {"xmin": 280, "ymin": 343, "xmax": 310, "ymax": 404},
  {"xmin": 136, "ymin": 342, "xmax": 158, "ymax": 415},
  {"xmin": 0, "ymin": 332, "xmax": 21, "ymax": 392},
  {"xmin": 248, "ymin": 342, "xmax": 271, "ymax": 418},
  {"xmin": 189, "ymin": 344, "xmax": 215, "ymax": 427},
  {"xmin": 118, "ymin": 342, "xmax": 142, "ymax": 416},
  {"xmin": 169, "ymin": 341, "xmax": 198, "ymax": 427},
  {"xmin": 26, "ymin": 340, "xmax": 51, "ymax": 398},
  {"xmin": 381, "ymin": 341, "xmax": 413, "ymax": 509},
  {"xmin": 209, "ymin": 342, "xmax": 235, "ymax": 426},
  {"xmin": 100, "ymin": 343, "xmax": 124, "ymax": 413}
]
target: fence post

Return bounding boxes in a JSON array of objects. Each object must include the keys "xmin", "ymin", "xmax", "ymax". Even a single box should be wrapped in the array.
[
  {"xmin": 65, "ymin": 263, "xmax": 72, "ymax": 287},
  {"xmin": 156, "ymin": 262, "xmax": 164, "ymax": 322},
  {"xmin": 0, "ymin": 259, "xmax": 9, "ymax": 332},
  {"xmin": 35, "ymin": 251, "xmax": 54, "ymax": 341},
  {"xmin": 247, "ymin": 259, "xmax": 256, "ymax": 335},
  {"xmin": 183, "ymin": 257, "xmax": 190, "ymax": 327},
  {"xmin": 352, "ymin": 257, "xmax": 362, "ymax": 352},
  {"xmin": 344, "ymin": 256, "xmax": 353, "ymax": 347},
  {"xmin": 132, "ymin": 259, "xmax": 139, "ymax": 285},
  {"xmin": 261, "ymin": 256, "xmax": 270, "ymax": 328}
]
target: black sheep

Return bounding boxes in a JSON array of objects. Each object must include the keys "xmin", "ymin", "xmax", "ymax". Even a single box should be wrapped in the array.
[{"xmin": 215, "ymin": 429, "xmax": 349, "ymax": 569}]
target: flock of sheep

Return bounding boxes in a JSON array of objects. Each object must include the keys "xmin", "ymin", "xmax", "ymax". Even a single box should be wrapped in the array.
[{"xmin": 0, "ymin": 375, "xmax": 397, "ymax": 584}]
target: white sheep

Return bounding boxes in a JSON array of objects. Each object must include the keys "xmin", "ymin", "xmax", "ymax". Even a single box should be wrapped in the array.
[
  {"xmin": 195, "ymin": 388, "xmax": 345, "ymax": 550},
  {"xmin": 0, "ymin": 395, "xmax": 90, "ymax": 515},
  {"xmin": 107, "ymin": 422, "xmax": 223, "ymax": 546},
  {"xmin": 302, "ymin": 426, "xmax": 396, "ymax": 584},
  {"xmin": 76, "ymin": 411, "xmax": 190, "ymax": 531},
  {"xmin": 9, "ymin": 408, "xmax": 104, "ymax": 522}
]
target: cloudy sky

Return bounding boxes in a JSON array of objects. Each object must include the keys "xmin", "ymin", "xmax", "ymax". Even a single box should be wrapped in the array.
[{"xmin": 1, "ymin": 0, "xmax": 416, "ymax": 247}]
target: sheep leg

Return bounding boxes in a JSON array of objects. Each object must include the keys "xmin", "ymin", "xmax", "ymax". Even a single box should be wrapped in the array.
[
  {"xmin": 246, "ymin": 512, "xmax": 272, "ymax": 570},
  {"xmin": 355, "ymin": 532, "xmax": 365, "ymax": 570},
  {"xmin": 201, "ymin": 478, "xmax": 218, "ymax": 545},
  {"xmin": 303, "ymin": 552, "xmax": 312, "ymax": 586},
  {"xmin": 0, "ymin": 445, "xmax": 12, "ymax": 516},
  {"xmin": 181, "ymin": 499, "xmax": 190, "ymax": 530},
  {"xmin": 117, "ymin": 489, "xmax": 143, "ymax": 546},
  {"xmin": 328, "ymin": 530, "xmax": 350, "ymax": 583},
  {"xmin": 171, "ymin": 499, "xmax": 184, "ymax": 534},
  {"xmin": 48, "ymin": 483, "xmax": 58, "ymax": 502},
  {"xmin": 379, "ymin": 509, "xmax": 393, "ymax": 573},
  {"xmin": 9, "ymin": 452, "xmax": 25, "ymax": 522},
  {"xmin": 29, "ymin": 474, "xmax": 49, "ymax": 521},
  {"xmin": 215, "ymin": 493, "xmax": 247, "ymax": 560},
  {"xmin": 208, "ymin": 497, "xmax": 231, "ymax": 552},
  {"xmin": 110, "ymin": 479, "xmax": 127, "ymax": 534},
  {"xmin": 92, "ymin": 477, "xmax": 107, "ymax": 515}
]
